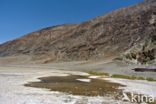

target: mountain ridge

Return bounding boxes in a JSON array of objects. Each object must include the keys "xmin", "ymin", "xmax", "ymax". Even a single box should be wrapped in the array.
[{"xmin": 0, "ymin": 0, "xmax": 156, "ymax": 65}]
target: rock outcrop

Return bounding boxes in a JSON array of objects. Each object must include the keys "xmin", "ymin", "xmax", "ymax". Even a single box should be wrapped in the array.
[{"xmin": 123, "ymin": 33, "xmax": 156, "ymax": 65}]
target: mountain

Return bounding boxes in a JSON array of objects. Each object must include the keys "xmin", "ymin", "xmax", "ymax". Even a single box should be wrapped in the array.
[{"xmin": 0, "ymin": 0, "xmax": 156, "ymax": 65}]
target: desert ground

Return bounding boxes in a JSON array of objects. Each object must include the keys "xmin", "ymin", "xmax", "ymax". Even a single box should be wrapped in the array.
[{"xmin": 0, "ymin": 60, "xmax": 156, "ymax": 104}]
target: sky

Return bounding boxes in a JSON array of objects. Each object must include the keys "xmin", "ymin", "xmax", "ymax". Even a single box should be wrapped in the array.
[{"xmin": 0, "ymin": 0, "xmax": 144, "ymax": 44}]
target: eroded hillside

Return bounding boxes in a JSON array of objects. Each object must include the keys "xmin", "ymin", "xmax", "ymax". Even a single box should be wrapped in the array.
[{"xmin": 0, "ymin": 0, "xmax": 155, "ymax": 65}]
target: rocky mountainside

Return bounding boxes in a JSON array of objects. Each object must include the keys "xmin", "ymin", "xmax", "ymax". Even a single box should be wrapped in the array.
[{"xmin": 0, "ymin": 0, "xmax": 156, "ymax": 65}]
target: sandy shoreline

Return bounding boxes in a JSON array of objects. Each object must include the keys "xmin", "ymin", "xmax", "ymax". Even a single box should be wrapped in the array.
[{"xmin": 0, "ymin": 66, "xmax": 156, "ymax": 104}]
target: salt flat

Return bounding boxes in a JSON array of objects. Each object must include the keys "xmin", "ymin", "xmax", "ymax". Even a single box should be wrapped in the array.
[{"xmin": 0, "ymin": 66, "xmax": 156, "ymax": 104}]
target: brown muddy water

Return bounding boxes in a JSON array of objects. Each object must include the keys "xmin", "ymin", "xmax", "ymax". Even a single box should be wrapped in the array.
[{"xmin": 25, "ymin": 75, "xmax": 125, "ymax": 99}]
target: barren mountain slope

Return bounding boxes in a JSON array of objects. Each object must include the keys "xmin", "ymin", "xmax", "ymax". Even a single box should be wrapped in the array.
[{"xmin": 0, "ymin": 0, "xmax": 156, "ymax": 64}]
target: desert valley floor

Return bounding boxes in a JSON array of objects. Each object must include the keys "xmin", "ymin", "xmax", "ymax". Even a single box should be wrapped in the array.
[{"xmin": 0, "ymin": 61, "xmax": 156, "ymax": 104}]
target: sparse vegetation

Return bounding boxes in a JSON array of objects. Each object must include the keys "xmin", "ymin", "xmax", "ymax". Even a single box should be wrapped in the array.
[
  {"xmin": 86, "ymin": 71, "xmax": 110, "ymax": 76},
  {"xmin": 111, "ymin": 74, "xmax": 137, "ymax": 80},
  {"xmin": 111, "ymin": 74, "xmax": 156, "ymax": 82},
  {"xmin": 86, "ymin": 71, "xmax": 156, "ymax": 82},
  {"xmin": 146, "ymin": 77, "xmax": 156, "ymax": 81},
  {"xmin": 137, "ymin": 77, "xmax": 145, "ymax": 80}
]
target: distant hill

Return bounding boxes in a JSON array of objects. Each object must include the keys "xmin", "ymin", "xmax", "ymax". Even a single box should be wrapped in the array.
[{"xmin": 0, "ymin": 0, "xmax": 155, "ymax": 65}]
